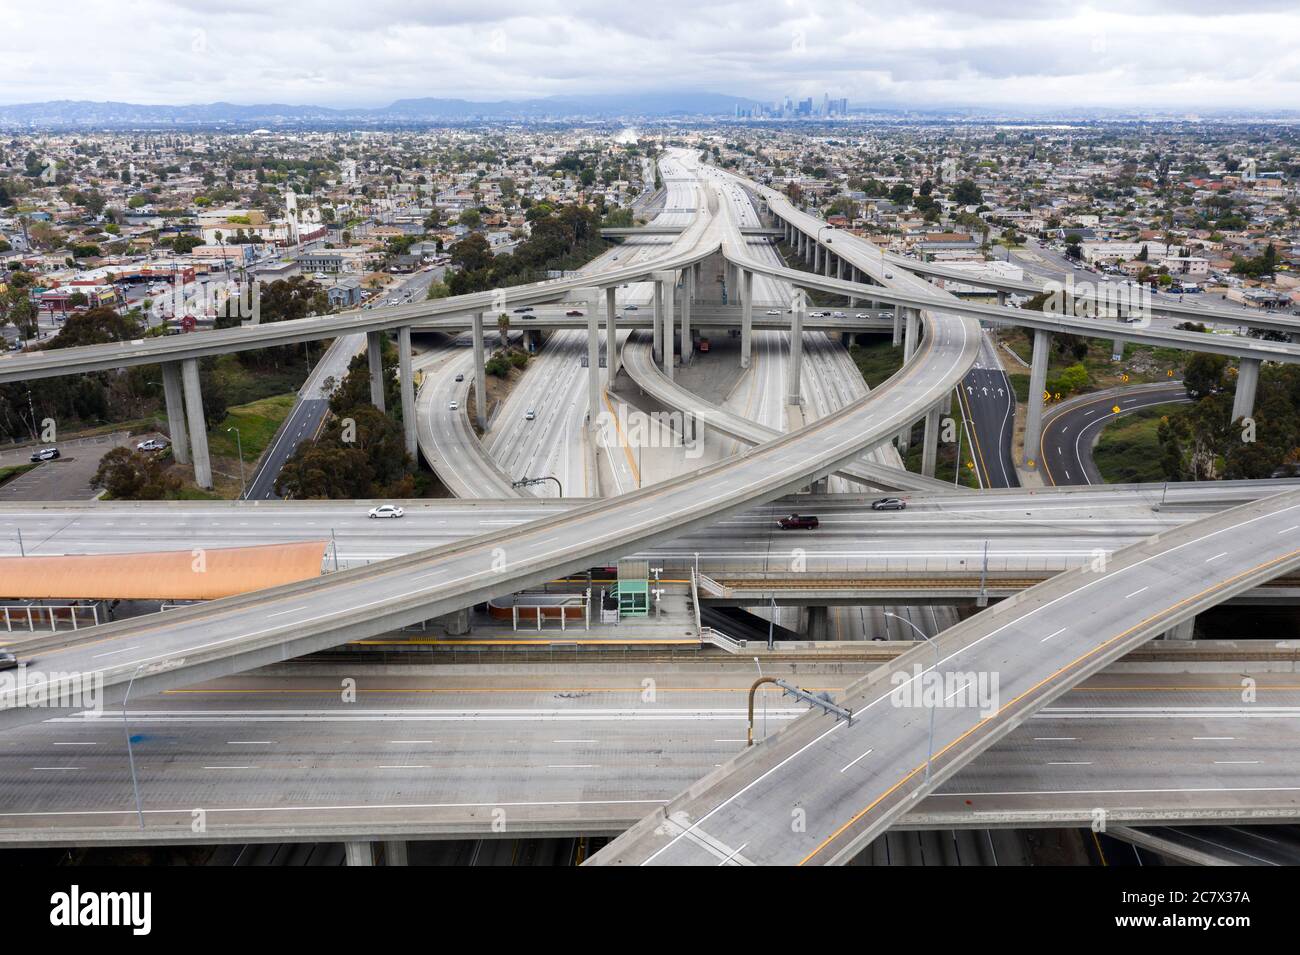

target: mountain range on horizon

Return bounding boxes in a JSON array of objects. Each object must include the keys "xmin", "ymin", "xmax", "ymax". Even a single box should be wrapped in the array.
[{"xmin": 0, "ymin": 94, "xmax": 1295, "ymax": 127}]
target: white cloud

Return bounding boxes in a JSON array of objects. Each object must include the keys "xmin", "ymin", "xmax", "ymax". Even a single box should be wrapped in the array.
[{"xmin": 3, "ymin": 1, "xmax": 1299, "ymax": 108}]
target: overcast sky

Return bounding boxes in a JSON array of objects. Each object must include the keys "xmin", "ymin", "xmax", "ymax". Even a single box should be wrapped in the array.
[{"xmin": 5, "ymin": 1, "xmax": 1300, "ymax": 109}]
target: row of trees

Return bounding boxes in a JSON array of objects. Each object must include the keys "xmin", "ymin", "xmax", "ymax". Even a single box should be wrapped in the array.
[{"xmin": 444, "ymin": 203, "xmax": 605, "ymax": 296}]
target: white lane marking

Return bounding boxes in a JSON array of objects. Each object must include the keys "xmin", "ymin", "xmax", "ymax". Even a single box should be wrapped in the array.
[
  {"xmin": 1214, "ymin": 760, "xmax": 1260, "ymax": 765},
  {"xmin": 1194, "ymin": 737, "xmax": 1235, "ymax": 741},
  {"xmin": 203, "ymin": 765, "xmax": 256, "ymax": 770},
  {"xmin": 267, "ymin": 606, "xmax": 309, "ymax": 618},
  {"xmin": 1046, "ymin": 761, "xmax": 1092, "ymax": 766},
  {"xmin": 1124, "ymin": 586, "xmax": 1149, "ymax": 599},
  {"xmin": 1033, "ymin": 737, "xmax": 1078, "ymax": 741},
  {"xmin": 1204, "ymin": 552, "xmax": 1228, "ymax": 563},
  {"xmin": 227, "ymin": 740, "xmax": 273, "ymax": 745},
  {"xmin": 552, "ymin": 739, "xmax": 598, "ymax": 744},
  {"xmin": 92, "ymin": 645, "xmax": 140, "ymax": 658},
  {"xmin": 1040, "ymin": 627, "xmax": 1067, "ymax": 643},
  {"xmin": 33, "ymin": 766, "xmax": 79, "ymax": 771},
  {"xmin": 547, "ymin": 764, "xmax": 596, "ymax": 769},
  {"xmin": 839, "ymin": 748, "xmax": 874, "ymax": 773},
  {"xmin": 1279, "ymin": 526, "xmax": 1299, "ymax": 534}
]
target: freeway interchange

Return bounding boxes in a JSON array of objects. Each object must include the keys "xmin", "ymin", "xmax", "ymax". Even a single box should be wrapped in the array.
[{"xmin": 1, "ymin": 152, "xmax": 1298, "ymax": 865}]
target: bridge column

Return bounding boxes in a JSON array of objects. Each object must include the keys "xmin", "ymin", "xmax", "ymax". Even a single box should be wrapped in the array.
[
  {"xmin": 383, "ymin": 841, "xmax": 409, "ymax": 866},
  {"xmin": 366, "ymin": 330, "xmax": 386, "ymax": 412},
  {"xmin": 181, "ymin": 357, "xmax": 213, "ymax": 490},
  {"xmin": 813, "ymin": 241, "xmax": 822, "ymax": 273},
  {"xmin": 398, "ymin": 326, "xmax": 417, "ymax": 458},
  {"xmin": 921, "ymin": 403, "xmax": 942, "ymax": 477},
  {"xmin": 804, "ymin": 233, "xmax": 813, "ymax": 265},
  {"xmin": 605, "ymin": 286, "xmax": 619, "ymax": 379},
  {"xmin": 802, "ymin": 606, "xmax": 830, "ymax": 642},
  {"xmin": 472, "ymin": 311, "xmax": 487, "ymax": 431},
  {"xmin": 657, "ymin": 271, "xmax": 675, "ymax": 380},
  {"xmin": 652, "ymin": 280, "xmax": 663, "ymax": 363},
  {"xmin": 1022, "ymin": 328, "xmax": 1052, "ymax": 468},
  {"xmin": 161, "ymin": 361, "xmax": 190, "ymax": 466},
  {"xmin": 1232, "ymin": 357, "xmax": 1260, "ymax": 423},
  {"xmin": 892, "ymin": 308, "xmax": 902, "ymax": 347},
  {"xmin": 741, "ymin": 269, "xmax": 754, "ymax": 369},
  {"xmin": 586, "ymin": 305, "xmax": 601, "ymax": 426},
  {"xmin": 1161, "ymin": 616, "xmax": 1196, "ymax": 640},
  {"xmin": 344, "ymin": 842, "xmax": 375, "ymax": 866},
  {"xmin": 836, "ymin": 256, "xmax": 844, "ymax": 281},
  {"xmin": 903, "ymin": 307, "xmax": 919, "ymax": 361},
  {"xmin": 996, "ymin": 290, "xmax": 1007, "ymax": 308},
  {"xmin": 682, "ymin": 268, "xmax": 693, "ymax": 363},
  {"xmin": 788, "ymin": 300, "xmax": 804, "ymax": 406},
  {"xmin": 1111, "ymin": 338, "xmax": 1125, "ymax": 361}
]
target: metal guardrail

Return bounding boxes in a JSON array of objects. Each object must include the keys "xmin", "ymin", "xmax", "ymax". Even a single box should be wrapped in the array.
[{"xmin": 700, "ymin": 627, "xmax": 746, "ymax": 653}]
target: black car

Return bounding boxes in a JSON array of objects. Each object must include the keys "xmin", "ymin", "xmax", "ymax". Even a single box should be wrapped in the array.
[{"xmin": 777, "ymin": 514, "xmax": 819, "ymax": 530}]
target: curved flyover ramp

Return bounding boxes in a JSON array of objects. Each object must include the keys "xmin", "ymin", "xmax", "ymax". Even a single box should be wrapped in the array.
[
  {"xmin": 0, "ymin": 308, "xmax": 980, "ymax": 728},
  {"xmin": 620, "ymin": 331, "xmax": 957, "ymax": 494},
  {"xmin": 589, "ymin": 487, "xmax": 1300, "ymax": 865}
]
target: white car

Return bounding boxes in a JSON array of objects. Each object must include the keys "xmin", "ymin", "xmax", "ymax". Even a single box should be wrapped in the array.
[
  {"xmin": 368, "ymin": 504, "xmax": 405, "ymax": 519},
  {"xmin": 883, "ymin": 271, "xmax": 894, "ymax": 280},
  {"xmin": 136, "ymin": 438, "xmax": 168, "ymax": 452},
  {"xmin": 449, "ymin": 400, "xmax": 459, "ymax": 411},
  {"xmin": 765, "ymin": 309, "xmax": 781, "ymax": 315}
]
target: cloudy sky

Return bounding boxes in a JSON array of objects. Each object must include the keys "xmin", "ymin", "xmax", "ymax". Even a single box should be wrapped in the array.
[{"xmin": 5, "ymin": 0, "xmax": 1300, "ymax": 109}]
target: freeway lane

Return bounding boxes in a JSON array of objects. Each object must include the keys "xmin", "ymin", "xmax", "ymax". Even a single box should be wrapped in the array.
[
  {"xmin": 957, "ymin": 334, "xmax": 1018, "ymax": 489},
  {"xmin": 1, "ymin": 483, "xmax": 1291, "ymax": 571},
  {"xmin": 1040, "ymin": 383, "xmax": 1190, "ymax": 487},
  {"xmin": 590, "ymin": 488, "xmax": 1300, "ymax": 865},
  {"xmin": 2, "ymin": 668, "xmax": 1299, "ymax": 845},
  {"xmin": 0, "ymin": 281, "xmax": 980, "ymax": 725}
]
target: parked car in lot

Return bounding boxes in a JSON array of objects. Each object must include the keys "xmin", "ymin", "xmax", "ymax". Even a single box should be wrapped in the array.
[
  {"xmin": 871, "ymin": 497, "xmax": 907, "ymax": 511},
  {"xmin": 777, "ymin": 513, "xmax": 819, "ymax": 530},
  {"xmin": 136, "ymin": 438, "xmax": 168, "ymax": 452},
  {"xmin": 368, "ymin": 504, "xmax": 405, "ymax": 519},
  {"xmin": 29, "ymin": 447, "xmax": 59, "ymax": 462}
]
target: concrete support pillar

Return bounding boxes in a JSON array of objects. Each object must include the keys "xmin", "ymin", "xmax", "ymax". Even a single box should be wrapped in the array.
[
  {"xmin": 682, "ymin": 268, "xmax": 693, "ymax": 363},
  {"xmin": 652, "ymin": 280, "xmax": 663, "ymax": 362},
  {"xmin": 366, "ymin": 330, "xmax": 386, "ymax": 412},
  {"xmin": 814, "ymin": 241, "xmax": 822, "ymax": 273},
  {"xmin": 398, "ymin": 326, "xmax": 416, "ymax": 458},
  {"xmin": 181, "ymin": 357, "xmax": 212, "ymax": 490},
  {"xmin": 810, "ymin": 477, "xmax": 829, "ymax": 494},
  {"xmin": 996, "ymin": 290, "xmax": 1007, "ymax": 308},
  {"xmin": 586, "ymin": 307, "xmax": 601, "ymax": 426},
  {"xmin": 836, "ymin": 256, "xmax": 844, "ymax": 281},
  {"xmin": 788, "ymin": 301, "xmax": 804, "ymax": 406},
  {"xmin": 1161, "ymin": 617, "xmax": 1196, "ymax": 641},
  {"xmin": 437, "ymin": 607, "xmax": 470, "ymax": 635},
  {"xmin": 161, "ymin": 361, "xmax": 190, "ymax": 466},
  {"xmin": 922, "ymin": 404, "xmax": 942, "ymax": 477},
  {"xmin": 804, "ymin": 233, "xmax": 813, "ymax": 265},
  {"xmin": 384, "ymin": 841, "xmax": 409, "ymax": 866},
  {"xmin": 656, "ymin": 272, "xmax": 675, "ymax": 380},
  {"xmin": 1232, "ymin": 358, "xmax": 1260, "ymax": 423},
  {"xmin": 741, "ymin": 269, "xmax": 754, "ymax": 369},
  {"xmin": 1111, "ymin": 338, "xmax": 1125, "ymax": 361},
  {"xmin": 892, "ymin": 309, "xmax": 902, "ymax": 347},
  {"xmin": 903, "ymin": 307, "xmax": 919, "ymax": 361},
  {"xmin": 605, "ymin": 286, "xmax": 619, "ymax": 380},
  {"xmin": 803, "ymin": 606, "xmax": 830, "ymax": 642},
  {"xmin": 344, "ymin": 841, "xmax": 374, "ymax": 866},
  {"xmin": 471, "ymin": 311, "xmax": 487, "ymax": 431},
  {"xmin": 824, "ymin": 250, "xmax": 833, "ymax": 277},
  {"xmin": 1023, "ymin": 328, "xmax": 1053, "ymax": 468}
]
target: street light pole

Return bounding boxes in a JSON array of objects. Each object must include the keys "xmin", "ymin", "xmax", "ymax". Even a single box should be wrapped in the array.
[
  {"xmin": 123, "ymin": 664, "xmax": 147, "ymax": 829},
  {"xmin": 884, "ymin": 611, "xmax": 939, "ymax": 786},
  {"xmin": 227, "ymin": 426, "xmax": 245, "ymax": 498}
]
